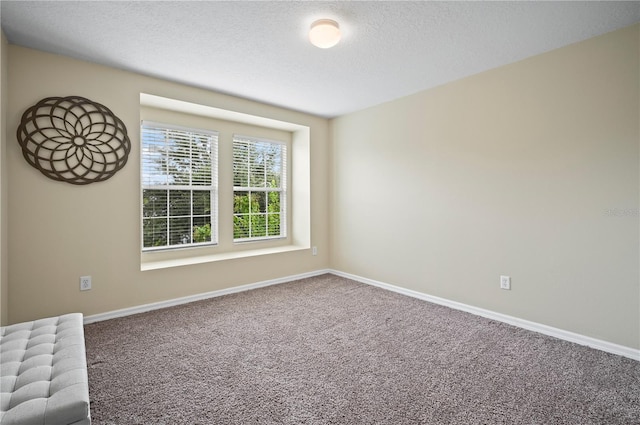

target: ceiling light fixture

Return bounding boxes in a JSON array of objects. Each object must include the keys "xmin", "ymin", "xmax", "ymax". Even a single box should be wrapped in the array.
[{"xmin": 309, "ymin": 19, "xmax": 341, "ymax": 49}]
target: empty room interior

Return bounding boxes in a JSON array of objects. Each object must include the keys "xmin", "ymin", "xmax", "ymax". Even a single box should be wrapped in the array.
[{"xmin": 0, "ymin": 1, "xmax": 639, "ymax": 424}]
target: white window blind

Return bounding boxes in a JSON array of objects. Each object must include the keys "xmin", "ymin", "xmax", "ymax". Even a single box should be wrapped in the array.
[
  {"xmin": 141, "ymin": 122, "xmax": 218, "ymax": 250},
  {"xmin": 232, "ymin": 135, "xmax": 287, "ymax": 242}
]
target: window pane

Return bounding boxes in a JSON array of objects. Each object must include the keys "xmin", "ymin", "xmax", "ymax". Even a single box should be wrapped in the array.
[
  {"xmin": 169, "ymin": 190, "xmax": 191, "ymax": 217},
  {"xmin": 266, "ymin": 190, "xmax": 280, "ymax": 213},
  {"xmin": 142, "ymin": 139, "xmax": 167, "ymax": 186},
  {"xmin": 266, "ymin": 145, "xmax": 282, "ymax": 187},
  {"xmin": 166, "ymin": 130, "xmax": 192, "ymax": 185},
  {"xmin": 253, "ymin": 191, "xmax": 266, "ymax": 213},
  {"xmin": 193, "ymin": 191, "xmax": 210, "ymax": 215},
  {"xmin": 234, "ymin": 191, "xmax": 249, "ymax": 214},
  {"xmin": 233, "ymin": 215, "xmax": 250, "ymax": 239},
  {"xmin": 233, "ymin": 191, "xmax": 249, "ymax": 238},
  {"xmin": 267, "ymin": 213, "xmax": 280, "ymax": 236},
  {"xmin": 143, "ymin": 189, "xmax": 167, "ymax": 217},
  {"xmin": 169, "ymin": 217, "xmax": 191, "ymax": 245},
  {"xmin": 143, "ymin": 218, "xmax": 167, "ymax": 248},
  {"xmin": 191, "ymin": 135, "xmax": 212, "ymax": 186},
  {"xmin": 233, "ymin": 141, "xmax": 249, "ymax": 187},
  {"xmin": 251, "ymin": 214, "xmax": 267, "ymax": 238},
  {"xmin": 249, "ymin": 143, "xmax": 266, "ymax": 187},
  {"xmin": 192, "ymin": 216, "xmax": 211, "ymax": 243}
]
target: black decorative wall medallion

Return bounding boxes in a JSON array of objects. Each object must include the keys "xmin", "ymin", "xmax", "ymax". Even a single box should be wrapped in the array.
[{"xmin": 17, "ymin": 96, "xmax": 131, "ymax": 185}]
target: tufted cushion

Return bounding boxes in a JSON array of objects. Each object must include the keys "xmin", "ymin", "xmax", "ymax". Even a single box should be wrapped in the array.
[{"xmin": 0, "ymin": 313, "xmax": 91, "ymax": 425}]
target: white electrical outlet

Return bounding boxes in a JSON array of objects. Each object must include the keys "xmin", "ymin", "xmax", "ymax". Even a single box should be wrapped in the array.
[
  {"xmin": 500, "ymin": 275, "xmax": 511, "ymax": 290},
  {"xmin": 312, "ymin": 246, "xmax": 318, "ymax": 256},
  {"xmin": 80, "ymin": 276, "xmax": 92, "ymax": 291}
]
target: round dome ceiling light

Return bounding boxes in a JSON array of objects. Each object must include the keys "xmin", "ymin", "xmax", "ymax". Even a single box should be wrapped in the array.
[{"xmin": 309, "ymin": 19, "xmax": 341, "ymax": 49}]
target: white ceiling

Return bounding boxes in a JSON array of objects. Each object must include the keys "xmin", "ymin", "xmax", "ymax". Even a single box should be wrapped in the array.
[{"xmin": 1, "ymin": 1, "xmax": 639, "ymax": 118}]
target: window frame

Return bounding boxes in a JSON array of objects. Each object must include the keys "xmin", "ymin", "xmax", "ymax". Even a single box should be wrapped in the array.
[
  {"xmin": 140, "ymin": 121, "xmax": 219, "ymax": 252},
  {"xmin": 232, "ymin": 134, "xmax": 288, "ymax": 243}
]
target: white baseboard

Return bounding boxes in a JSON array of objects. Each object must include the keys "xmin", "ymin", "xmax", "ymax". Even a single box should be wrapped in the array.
[
  {"xmin": 330, "ymin": 270, "xmax": 640, "ymax": 362},
  {"xmin": 83, "ymin": 269, "xmax": 331, "ymax": 324},
  {"xmin": 84, "ymin": 268, "xmax": 639, "ymax": 361}
]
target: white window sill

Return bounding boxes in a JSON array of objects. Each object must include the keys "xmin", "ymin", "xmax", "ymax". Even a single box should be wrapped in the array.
[{"xmin": 141, "ymin": 244, "xmax": 308, "ymax": 271}]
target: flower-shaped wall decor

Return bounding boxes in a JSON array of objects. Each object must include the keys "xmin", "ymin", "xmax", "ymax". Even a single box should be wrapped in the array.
[{"xmin": 17, "ymin": 96, "xmax": 131, "ymax": 185}]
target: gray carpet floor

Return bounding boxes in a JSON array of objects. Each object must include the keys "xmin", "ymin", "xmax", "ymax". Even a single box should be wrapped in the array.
[{"xmin": 84, "ymin": 274, "xmax": 640, "ymax": 424}]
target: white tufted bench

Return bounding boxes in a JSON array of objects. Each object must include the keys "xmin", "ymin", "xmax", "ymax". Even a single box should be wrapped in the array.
[{"xmin": 0, "ymin": 313, "xmax": 91, "ymax": 425}]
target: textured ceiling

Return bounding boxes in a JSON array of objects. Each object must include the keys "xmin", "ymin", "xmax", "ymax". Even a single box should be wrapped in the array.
[{"xmin": 1, "ymin": 1, "xmax": 639, "ymax": 118}]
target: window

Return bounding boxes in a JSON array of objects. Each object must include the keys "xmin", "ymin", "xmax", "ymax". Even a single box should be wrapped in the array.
[
  {"xmin": 139, "ymin": 93, "xmax": 310, "ymax": 270},
  {"xmin": 141, "ymin": 122, "xmax": 218, "ymax": 250},
  {"xmin": 233, "ymin": 136, "xmax": 287, "ymax": 242}
]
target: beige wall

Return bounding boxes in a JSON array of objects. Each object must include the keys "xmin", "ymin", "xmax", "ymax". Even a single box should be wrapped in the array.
[
  {"xmin": 1, "ymin": 30, "xmax": 8, "ymax": 325},
  {"xmin": 331, "ymin": 25, "xmax": 640, "ymax": 349},
  {"xmin": 4, "ymin": 24, "xmax": 639, "ymax": 351},
  {"xmin": 6, "ymin": 46, "xmax": 330, "ymax": 324}
]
